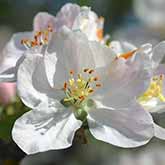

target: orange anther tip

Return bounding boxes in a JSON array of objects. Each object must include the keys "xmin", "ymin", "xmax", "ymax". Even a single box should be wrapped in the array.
[
  {"xmin": 38, "ymin": 31, "xmax": 42, "ymax": 35},
  {"xmin": 84, "ymin": 68, "xmax": 89, "ymax": 72},
  {"xmin": 160, "ymin": 74, "xmax": 164, "ymax": 80},
  {"xmin": 63, "ymin": 82, "xmax": 67, "ymax": 89},
  {"xmin": 119, "ymin": 49, "xmax": 138, "ymax": 60},
  {"xmin": 96, "ymin": 83, "xmax": 101, "ymax": 87},
  {"xmin": 94, "ymin": 77, "xmax": 99, "ymax": 81},
  {"xmin": 79, "ymin": 96, "xmax": 85, "ymax": 100},
  {"xmin": 89, "ymin": 69, "xmax": 94, "ymax": 74},
  {"xmin": 70, "ymin": 70, "xmax": 74, "ymax": 75}
]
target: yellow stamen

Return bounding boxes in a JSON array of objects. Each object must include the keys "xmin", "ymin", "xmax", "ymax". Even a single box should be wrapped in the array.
[
  {"xmin": 62, "ymin": 68, "xmax": 101, "ymax": 106},
  {"xmin": 138, "ymin": 74, "xmax": 165, "ymax": 104},
  {"xmin": 20, "ymin": 25, "xmax": 53, "ymax": 49}
]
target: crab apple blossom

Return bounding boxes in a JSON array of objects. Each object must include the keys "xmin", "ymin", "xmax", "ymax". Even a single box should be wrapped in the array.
[{"xmin": 11, "ymin": 27, "xmax": 154, "ymax": 154}]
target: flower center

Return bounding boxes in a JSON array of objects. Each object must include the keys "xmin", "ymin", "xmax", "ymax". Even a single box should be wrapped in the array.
[
  {"xmin": 61, "ymin": 68, "xmax": 101, "ymax": 108},
  {"xmin": 21, "ymin": 25, "xmax": 53, "ymax": 49},
  {"xmin": 138, "ymin": 74, "xmax": 165, "ymax": 106}
]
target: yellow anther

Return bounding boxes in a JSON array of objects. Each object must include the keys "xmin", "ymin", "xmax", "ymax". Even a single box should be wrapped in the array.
[
  {"xmin": 138, "ymin": 74, "xmax": 165, "ymax": 103},
  {"xmin": 69, "ymin": 78, "xmax": 75, "ymax": 86},
  {"xmin": 62, "ymin": 68, "xmax": 101, "ymax": 105},
  {"xmin": 88, "ymin": 89, "xmax": 94, "ymax": 93}
]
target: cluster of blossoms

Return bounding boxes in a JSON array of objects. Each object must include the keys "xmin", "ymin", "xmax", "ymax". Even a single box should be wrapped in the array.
[{"xmin": 1, "ymin": 3, "xmax": 165, "ymax": 155}]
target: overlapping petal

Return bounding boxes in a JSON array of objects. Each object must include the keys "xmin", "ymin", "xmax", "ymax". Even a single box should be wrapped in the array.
[
  {"xmin": 33, "ymin": 12, "xmax": 56, "ymax": 31},
  {"xmin": 0, "ymin": 32, "xmax": 32, "ymax": 82},
  {"xmin": 17, "ymin": 52, "xmax": 61, "ymax": 109},
  {"xmin": 46, "ymin": 27, "xmax": 115, "ymax": 88},
  {"xmin": 55, "ymin": 3, "xmax": 80, "ymax": 31},
  {"xmin": 12, "ymin": 104, "xmax": 82, "ymax": 154},
  {"xmin": 154, "ymin": 123, "xmax": 165, "ymax": 140},
  {"xmin": 72, "ymin": 7, "xmax": 99, "ymax": 41},
  {"xmin": 88, "ymin": 102, "xmax": 154, "ymax": 147}
]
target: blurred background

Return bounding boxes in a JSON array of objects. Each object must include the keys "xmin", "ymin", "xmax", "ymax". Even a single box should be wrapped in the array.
[{"xmin": 0, "ymin": 0, "xmax": 165, "ymax": 164}]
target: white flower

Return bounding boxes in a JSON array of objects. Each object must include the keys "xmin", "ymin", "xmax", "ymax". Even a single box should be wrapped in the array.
[
  {"xmin": 12, "ymin": 27, "xmax": 154, "ymax": 154},
  {"xmin": 0, "ymin": 3, "xmax": 104, "ymax": 82},
  {"xmin": 110, "ymin": 41, "xmax": 165, "ymax": 141}
]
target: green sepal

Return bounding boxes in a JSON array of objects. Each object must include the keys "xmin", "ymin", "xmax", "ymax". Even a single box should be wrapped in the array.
[
  {"xmin": 74, "ymin": 108, "xmax": 88, "ymax": 122},
  {"xmin": 60, "ymin": 99, "xmax": 72, "ymax": 108}
]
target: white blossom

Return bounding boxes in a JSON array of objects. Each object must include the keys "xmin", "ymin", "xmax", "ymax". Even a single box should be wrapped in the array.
[
  {"xmin": 0, "ymin": 3, "xmax": 104, "ymax": 82},
  {"xmin": 110, "ymin": 41, "xmax": 165, "ymax": 141},
  {"xmin": 12, "ymin": 27, "xmax": 154, "ymax": 154}
]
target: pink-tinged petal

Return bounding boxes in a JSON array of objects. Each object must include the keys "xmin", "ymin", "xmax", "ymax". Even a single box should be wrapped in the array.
[
  {"xmin": 0, "ymin": 82, "xmax": 16, "ymax": 104},
  {"xmin": 54, "ymin": 3, "xmax": 80, "ymax": 31},
  {"xmin": 33, "ymin": 12, "xmax": 56, "ymax": 31},
  {"xmin": 154, "ymin": 64, "xmax": 165, "ymax": 76}
]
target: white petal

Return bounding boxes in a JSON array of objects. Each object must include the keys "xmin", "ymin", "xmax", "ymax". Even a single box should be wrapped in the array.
[
  {"xmin": 88, "ymin": 102, "xmax": 154, "ymax": 147},
  {"xmin": 140, "ymin": 97, "xmax": 165, "ymax": 113},
  {"xmin": 94, "ymin": 57, "xmax": 150, "ymax": 108},
  {"xmin": 12, "ymin": 108, "xmax": 82, "ymax": 154},
  {"xmin": 72, "ymin": 7, "xmax": 98, "ymax": 41},
  {"xmin": 152, "ymin": 41, "xmax": 165, "ymax": 67},
  {"xmin": 154, "ymin": 65, "xmax": 165, "ymax": 97},
  {"xmin": 110, "ymin": 41, "xmax": 137, "ymax": 55},
  {"xmin": 33, "ymin": 12, "xmax": 56, "ymax": 31},
  {"xmin": 44, "ymin": 52, "xmax": 57, "ymax": 87},
  {"xmin": 154, "ymin": 123, "xmax": 165, "ymax": 140},
  {"xmin": 55, "ymin": 3, "xmax": 80, "ymax": 31},
  {"xmin": 0, "ymin": 67, "xmax": 16, "ymax": 82},
  {"xmin": 142, "ymin": 64, "xmax": 165, "ymax": 113},
  {"xmin": 0, "ymin": 32, "xmax": 32, "ymax": 82},
  {"xmin": 2, "ymin": 32, "xmax": 31, "ymax": 60},
  {"xmin": 17, "ymin": 53, "xmax": 59, "ymax": 109},
  {"xmin": 47, "ymin": 27, "xmax": 96, "ymax": 88},
  {"xmin": 133, "ymin": 43, "xmax": 153, "ymax": 70},
  {"xmin": 89, "ymin": 41, "xmax": 116, "ymax": 69}
]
